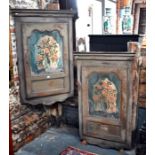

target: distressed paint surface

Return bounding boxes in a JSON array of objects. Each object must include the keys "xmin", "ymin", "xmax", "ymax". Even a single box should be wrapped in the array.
[
  {"xmin": 88, "ymin": 72, "xmax": 121, "ymax": 119},
  {"xmin": 74, "ymin": 52, "xmax": 139, "ymax": 148},
  {"xmin": 28, "ymin": 30, "xmax": 64, "ymax": 75},
  {"xmin": 9, "ymin": 0, "xmax": 39, "ymax": 9}
]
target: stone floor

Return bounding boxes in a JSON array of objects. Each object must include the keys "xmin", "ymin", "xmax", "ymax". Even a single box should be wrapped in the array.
[{"xmin": 15, "ymin": 125, "xmax": 136, "ymax": 155}]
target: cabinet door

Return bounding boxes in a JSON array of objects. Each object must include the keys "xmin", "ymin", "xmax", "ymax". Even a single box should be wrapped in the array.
[
  {"xmin": 80, "ymin": 61, "xmax": 132, "ymax": 145},
  {"xmin": 22, "ymin": 22, "xmax": 70, "ymax": 98}
]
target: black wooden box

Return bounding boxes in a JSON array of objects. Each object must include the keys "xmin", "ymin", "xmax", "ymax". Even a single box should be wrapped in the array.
[
  {"xmin": 62, "ymin": 99, "xmax": 79, "ymax": 128},
  {"xmin": 89, "ymin": 35, "xmax": 139, "ymax": 52}
]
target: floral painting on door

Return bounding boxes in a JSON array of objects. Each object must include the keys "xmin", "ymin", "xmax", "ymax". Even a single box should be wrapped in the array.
[
  {"xmin": 88, "ymin": 72, "xmax": 121, "ymax": 119},
  {"xmin": 28, "ymin": 30, "xmax": 64, "ymax": 75}
]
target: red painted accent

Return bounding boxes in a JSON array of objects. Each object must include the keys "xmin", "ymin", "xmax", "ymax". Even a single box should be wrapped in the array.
[{"xmin": 61, "ymin": 146, "xmax": 97, "ymax": 155}]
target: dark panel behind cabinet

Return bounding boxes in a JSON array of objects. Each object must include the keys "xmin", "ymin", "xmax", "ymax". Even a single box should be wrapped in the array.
[
  {"xmin": 59, "ymin": 0, "xmax": 78, "ymax": 51},
  {"xmin": 59, "ymin": 0, "xmax": 78, "ymax": 18},
  {"xmin": 89, "ymin": 35, "xmax": 139, "ymax": 52},
  {"xmin": 138, "ymin": 8, "xmax": 146, "ymax": 35}
]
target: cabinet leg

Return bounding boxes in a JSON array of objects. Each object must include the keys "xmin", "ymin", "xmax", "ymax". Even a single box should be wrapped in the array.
[
  {"xmin": 81, "ymin": 139, "xmax": 88, "ymax": 145},
  {"xmin": 119, "ymin": 149, "xmax": 125, "ymax": 154}
]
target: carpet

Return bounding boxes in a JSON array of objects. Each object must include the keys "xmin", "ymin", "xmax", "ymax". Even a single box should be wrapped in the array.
[{"xmin": 60, "ymin": 146, "xmax": 98, "ymax": 155}]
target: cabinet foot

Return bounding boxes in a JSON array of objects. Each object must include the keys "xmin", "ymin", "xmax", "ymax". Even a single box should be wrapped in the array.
[
  {"xmin": 81, "ymin": 139, "xmax": 87, "ymax": 145},
  {"xmin": 119, "ymin": 149, "xmax": 124, "ymax": 153}
]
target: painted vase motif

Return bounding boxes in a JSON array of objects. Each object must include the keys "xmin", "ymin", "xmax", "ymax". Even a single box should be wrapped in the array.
[
  {"xmin": 92, "ymin": 78, "xmax": 117, "ymax": 113},
  {"xmin": 36, "ymin": 35, "xmax": 60, "ymax": 72},
  {"xmin": 88, "ymin": 73, "xmax": 120, "ymax": 119},
  {"xmin": 28, "ymin": 30, "xmax": 63, "ymax": 75}
]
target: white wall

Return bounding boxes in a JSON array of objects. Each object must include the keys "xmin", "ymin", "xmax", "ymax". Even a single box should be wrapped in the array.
[{"xmin": 76, "ymin": 0, "xmax": 102, "ymax": 51}]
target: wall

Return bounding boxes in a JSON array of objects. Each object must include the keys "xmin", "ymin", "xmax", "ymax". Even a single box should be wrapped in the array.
[
  {"xmin": 104, "ymin": 0, "xmax": 117, "ymax": 34},
  {"xmin": 116, "ymin": 0, "xmax": 132, "ymax": 33},
  {"xmin": 76, "ymin": 0, "xmax": 103, "ymax": 51},
  {"xmin": 10, "ymin": 86, "xmax": 47, "ymax": 151}
]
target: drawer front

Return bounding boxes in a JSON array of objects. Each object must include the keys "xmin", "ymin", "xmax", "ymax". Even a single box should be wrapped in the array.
[
  {"xmin": 27, "ymin": 77, "xmax": 69, "ymax": 98},
  {"xmin": 85, "ymin": 121, "xmax": 125, "ymax": 142}
]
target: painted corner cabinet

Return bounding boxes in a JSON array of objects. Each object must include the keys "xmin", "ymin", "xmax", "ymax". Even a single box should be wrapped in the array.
[
  {"xmin": 74, "ymin": 52, "xmax": 140, "ymax": 148},
  {"xmin": 11, "ymin": 9, "xmax": 74, "ymax": 105}
]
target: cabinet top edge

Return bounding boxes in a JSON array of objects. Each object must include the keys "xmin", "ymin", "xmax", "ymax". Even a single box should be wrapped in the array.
[
  {"xmin": 10, "ymin": 9, "xmax": 74, "ymax": 17},
  {"xmin": 89, "ymin": 34, "xmax": 139, "ymax": 37},
  {"xmin": 74, "ymin": 52, "xmax": 137, "ymax": 57}
]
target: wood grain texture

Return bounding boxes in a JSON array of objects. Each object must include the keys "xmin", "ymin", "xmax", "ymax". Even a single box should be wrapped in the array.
[
  {"xmin": 12, "ymin": 9, "xmax": 74, "ymax": 105},
  {"xmin": 74, "ymin": 52, "xmax": 140, "ymax": 149}
]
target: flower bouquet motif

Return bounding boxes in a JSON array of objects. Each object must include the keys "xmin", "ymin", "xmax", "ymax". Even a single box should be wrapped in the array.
[
  {"xmin": 92, "ymin": 78, "xmax": 117, "ymax": 113},
  {"xmin": 36, "ymin": 35, "xmax": 60, "ymax": 72}
]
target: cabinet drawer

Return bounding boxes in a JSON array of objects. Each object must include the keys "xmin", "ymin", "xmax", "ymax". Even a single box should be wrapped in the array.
[
  {"xmin": 85, "ymin": 121, "xmax": 125, "ymax": 142},
  {"xmin": 29, "ymin": 78, "xmax": 68, "ymax": 98}
]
